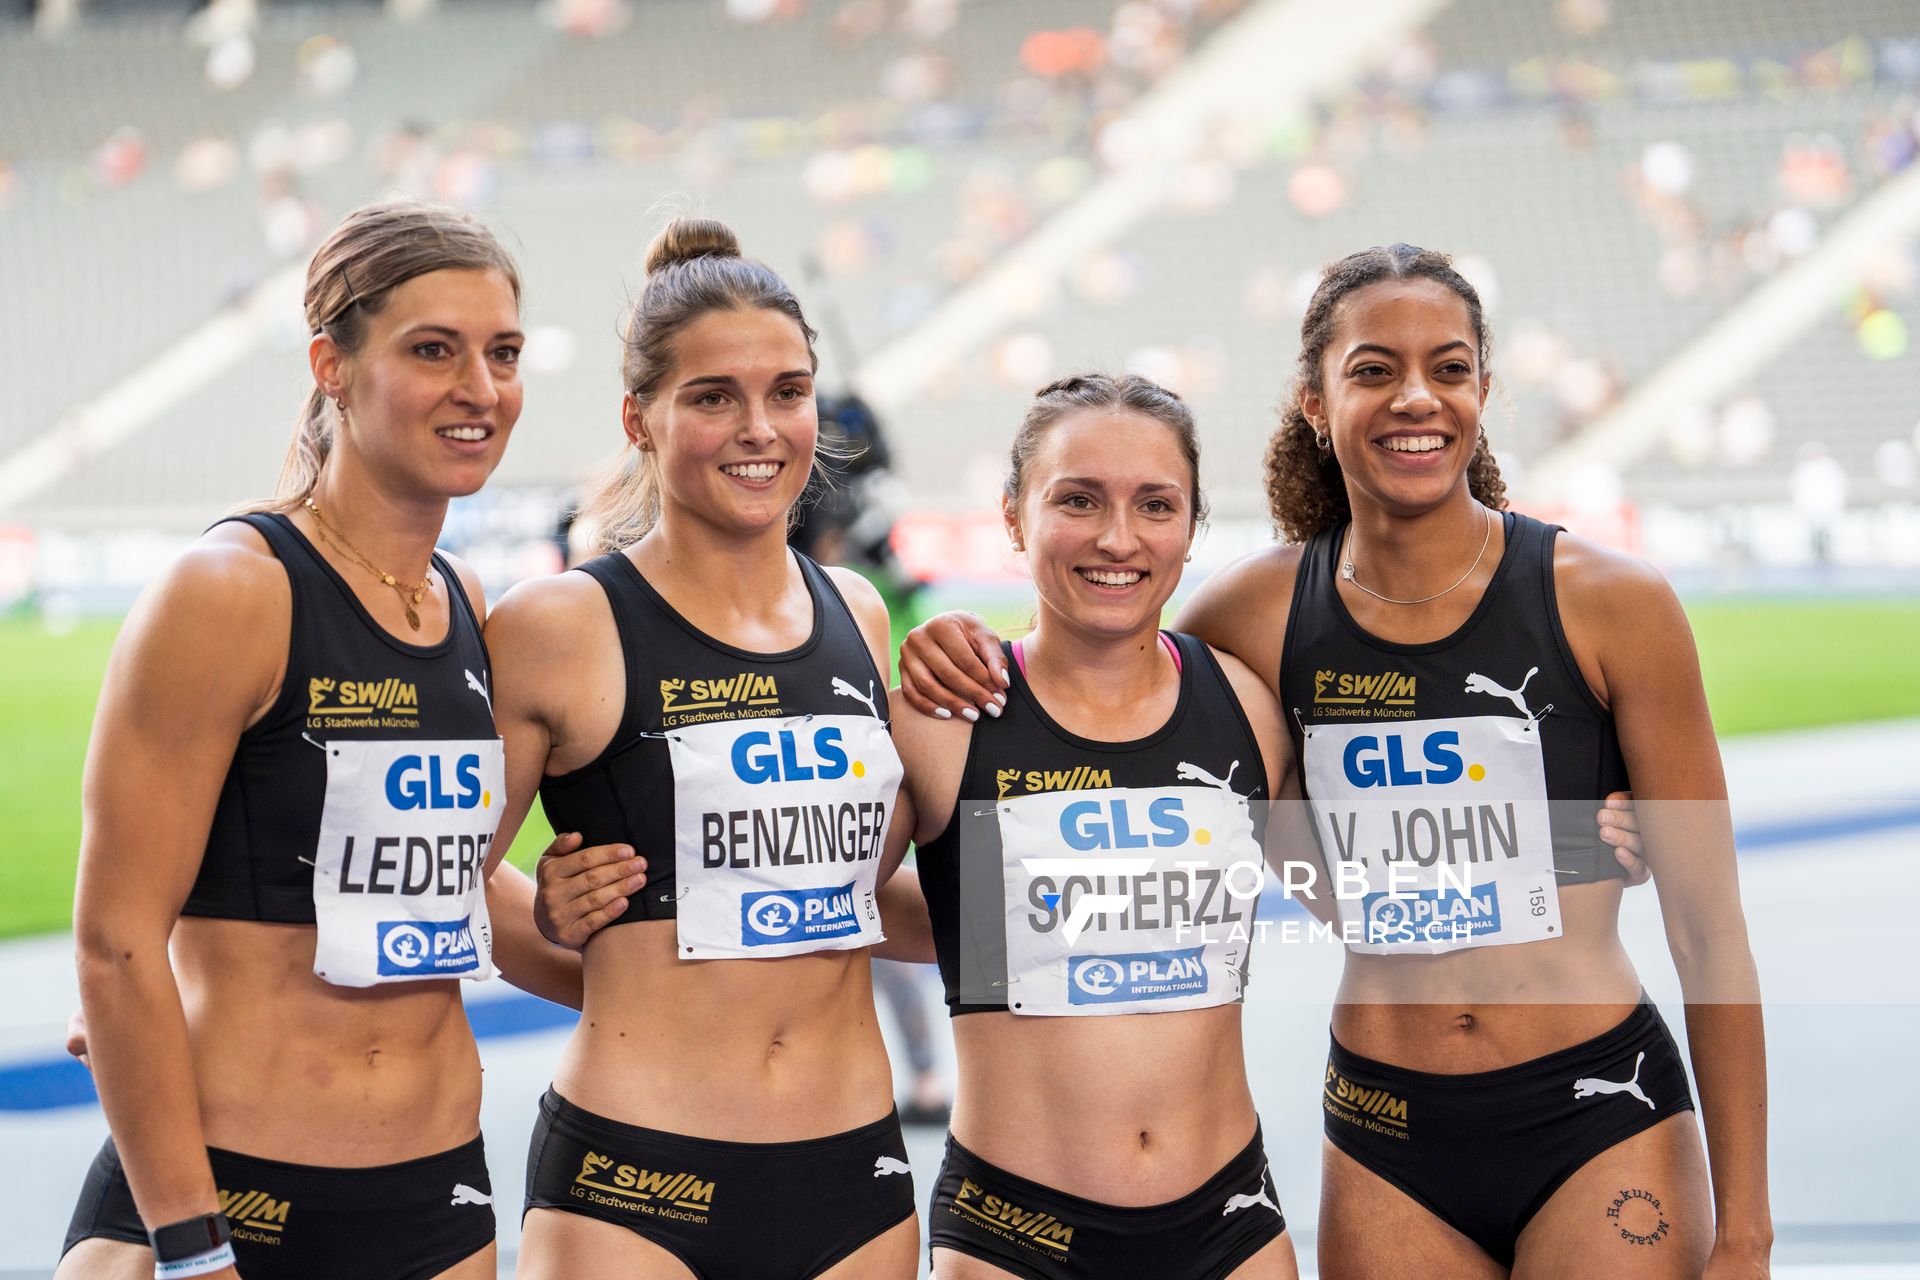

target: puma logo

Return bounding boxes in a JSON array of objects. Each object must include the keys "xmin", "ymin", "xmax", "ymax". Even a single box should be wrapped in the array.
[
  {"xmin": 449, "ymin": 1183, "xmax": 491, "ymax": 1207},
  {"xmin": 1314, "ymin": 669, "xmax": 1335, "ymax": 699},
  {"xmin": 464, "ymin": 668, "xmax": 492, "ymax": 715},
  {"xmin": 873, "ymin": 1156, "xmax": 910, "ymax": 1177},
  {"xmin": 1221, "ymin": 1166, "xmax": 1281, "ymax": 1217},
  {"xmin": 1464, "ymin": 667, "xmax": 1540, "ymax": 717},
  {"xmin": 1176, "ymin": 760, "xmax": 1239, "ymax": 792},
  {"xmin": 831, "ymin": 676, "xmax": 881, "ymax": 720},
  {"xmin": 577, "ymin": 1151, "xmax": 614, "ymax": 1182},
  {"xmin": 996, "ymin": 768, "xmax": 1022, "ymax": 800},
  {"xmin": 1573, "ymin": 1051, "xmax": 1655, "ymax": 1110}
]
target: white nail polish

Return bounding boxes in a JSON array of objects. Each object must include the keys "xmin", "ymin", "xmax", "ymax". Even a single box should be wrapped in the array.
[
  {"xmin": 934, "ymin": 707, "xmax": 953, "ymax": 719},
  {"xmin": 961, "ymin": 707, "xmax": 980, "ymax": 722},
  {"xmin": 993, "ymin": 691, "xmax": 1007, "ymax": 706},
  {"xmin": 985, "ymin": 702, "xmax": 1002, "ymax": 718},
  {"xmin": 996, "ymin": 667, "xmax": 1010, "ymax": 686}
]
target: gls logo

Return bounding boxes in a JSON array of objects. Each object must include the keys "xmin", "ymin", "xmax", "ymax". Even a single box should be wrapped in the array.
[
  {"xmin": 1341, "ymin": 731, "xmax": 1466, "ymax": 789},
  {"xmin": 731, "ymin": 727, "xmax": 848, "ymax": 784},
  {"xmin": 1058, "ymin": 797, "xmax": 1188, "ymax": 849},
  {"xmin": 385, "ymin": 753, "xmax": 486, "ymax": 810}
]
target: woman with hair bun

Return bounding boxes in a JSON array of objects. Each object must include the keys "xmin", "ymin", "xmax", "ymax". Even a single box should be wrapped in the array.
[
  {"xmin": 494, "ymin": 218, "xmax": 920, "ymax": 1279},
  {"xmin": 58, "ymin": 200, "xmax": 607, "ymax": 1280},
  {"xmin": 901, "ymin": 245, "xmax": 1759, "ymax": 1278}
]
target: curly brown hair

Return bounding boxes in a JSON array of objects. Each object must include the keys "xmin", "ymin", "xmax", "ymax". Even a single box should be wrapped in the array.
[{"xmin": 1264, "ymin": 243, "xmax": 1508, "ymax": 543}]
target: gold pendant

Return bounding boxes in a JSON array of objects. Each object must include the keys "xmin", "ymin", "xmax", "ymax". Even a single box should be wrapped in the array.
[{"xmin": 404, "ymin": 603, "xmax": 421, "ymax": 631}]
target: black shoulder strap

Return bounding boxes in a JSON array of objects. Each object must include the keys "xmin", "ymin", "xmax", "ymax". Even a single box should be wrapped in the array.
[
  {"xmin": 1177, "ymin": 632, "xmax": 1269, "ymax": 801},
  {"xmin": 1278, "ymin": 524, "xmax": 1335, "ymax": 740},
  {"xmin": 795, "ymin": 551, "xmax": 887, "ymax": 692},
  {"xmin": 208, "ymin": 511, "xmax": 312, "ymax": 740},
  {"xmin": 575, "ymin": 553, "xmax": 651, "ymax": 747},
  {"xmin": 218, "ymin": 510, "xmax": 304, "ymax": 563},
  {"xmin": 434, "ymin": 550, "xmax": 488, "ymax": 660}
]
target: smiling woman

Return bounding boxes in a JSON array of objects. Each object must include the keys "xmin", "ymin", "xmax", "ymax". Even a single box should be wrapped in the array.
[
  {"xmin": 1262, "ymin": 244, "xmax": 1506, "ymax": 547},
  {"xmin": 572, "ymin": 217, "xmax": 820, "ymax": 555},
  {"xmin": 486, "ymin": 217, "xmax": 922, "ymax": 1280},
  {"xmin": 56, "ymin": 200, "xmax": 600, "ymax": 1280},
  {"xmin": 888, "ymin": 372, "xmax": 1301, "ymax": 1280}
]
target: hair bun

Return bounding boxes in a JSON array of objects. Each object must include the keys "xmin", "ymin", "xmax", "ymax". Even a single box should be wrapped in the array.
[{"xmin": 644, "ymin": 217, "xmax": 742, "ymax": 274}]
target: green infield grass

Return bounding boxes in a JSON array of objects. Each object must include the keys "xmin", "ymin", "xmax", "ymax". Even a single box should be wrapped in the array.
[{"xmin": 2, "ymin": 599, "xmax": 1915, "ymax": 938}]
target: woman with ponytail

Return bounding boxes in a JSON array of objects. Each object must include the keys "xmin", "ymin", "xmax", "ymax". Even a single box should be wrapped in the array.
[
  {"xmin": 489, "ymin": 218, "xmax": 920, "ymax": 1279},
  {"xmin": 58, "ymin": 199, "xmax": 611, "ymax": 1280},
  {"xmin": 900, "ymin": 246, "xmax": 1764, "ymax": 1279}
]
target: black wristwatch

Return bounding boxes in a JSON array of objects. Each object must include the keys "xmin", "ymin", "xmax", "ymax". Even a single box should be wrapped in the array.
[{"xmin": 149, "ymin": 1212, "xmax": 232, "ymax": 1263}]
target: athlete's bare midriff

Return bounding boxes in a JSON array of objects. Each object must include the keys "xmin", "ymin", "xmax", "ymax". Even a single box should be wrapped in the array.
[
  {"xmin": 1330, "ymin": 880, "xmax": 1643, "ymax": 1072},
  {"xmin": 949, "ymin": 1004, "xmax": 1258, "ymax": 1206},
  {"xmin": 553, "ymin": 918, "xmax": 894, "ymax": 1140},
  {"xmin": 171, "ymin": 916, "xmax": 482, "ymax": 1165}
]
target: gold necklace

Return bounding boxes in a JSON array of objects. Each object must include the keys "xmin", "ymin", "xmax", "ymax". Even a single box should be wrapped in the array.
[{"xmin": 304, "ymin": 496, "xmax": 433, "ymax": 630}]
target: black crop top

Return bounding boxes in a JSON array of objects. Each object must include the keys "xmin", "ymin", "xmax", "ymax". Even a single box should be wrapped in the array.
[
  {"xmin": 1279, "ymin": 510, "xmax": 1629, "ymax": 885},
  {"xmin": 538, "ymin": 550, "xmax": 891, "ymax": 927},
  {"xmin": 918, "ymin": 632, "xmax": 1268, "ymax": 1015},
  {"xmin": 183, "ymin": 513, "xmax": 497, "ymax": 922}
]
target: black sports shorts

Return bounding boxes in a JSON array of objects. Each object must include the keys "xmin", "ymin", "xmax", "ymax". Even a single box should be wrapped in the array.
[
  {"xmin": 928, "ymin": 1124, "xmax": 1285, "ymax": 1280},
  {"xmin": 62, "ymin": 1133, "xmax": 494, "ymax": 1279},
  {"xmin": 522, "ymin": 1087, "xmax": 914, "ymax": 1279},
  {"xmin": 1323, "ymin": 998, "xmax": 1696, "ymax": 1266}
]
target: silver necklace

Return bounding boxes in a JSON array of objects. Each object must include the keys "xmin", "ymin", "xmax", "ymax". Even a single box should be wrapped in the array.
[{"xmin": 1341, "ymin": 506, "xmax": 1493, "ymax": 606}]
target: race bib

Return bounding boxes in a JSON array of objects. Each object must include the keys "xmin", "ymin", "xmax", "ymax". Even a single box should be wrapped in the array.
[
  {"xmin": 311, "ymin": 738, "xmax": 503, "ymax": 987},
  {"xmin": 669, "ymin": 711, "xmax": 901, "ymax": 959},
  {"xmin": 1302, "ymin": 715, "xmax": 1559, "ymax": 955},
  {"xmin": 998, "ymin": 779, "xmax": 1262, "ymax": 1017}
]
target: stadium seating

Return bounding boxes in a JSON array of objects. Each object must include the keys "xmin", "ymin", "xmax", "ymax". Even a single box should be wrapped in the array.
[{"xmin": 4, "ymin": 0, "xmax": 1916, "ymax": 539}]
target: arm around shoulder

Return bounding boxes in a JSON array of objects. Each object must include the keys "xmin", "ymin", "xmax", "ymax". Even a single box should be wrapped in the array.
[{"xmin": 1172, "ymin": 543, "xmax": 1301, "ymax": 683}]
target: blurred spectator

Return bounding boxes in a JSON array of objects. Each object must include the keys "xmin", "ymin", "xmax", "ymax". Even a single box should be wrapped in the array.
[
  {"xmin": 1873, "ymin": 439, "xmax": 1915, "ymax": 488},
  {"xmin": 1778, "ymin": 132, "xmax": 1853, "ymax": 208},
  {"xmin": 549, "ymin": 0, "xmax": 630, "ymax": 38},
  {"xmin": 204, "ymin": 33, "xmax": 255, "ymax": 91},
  {"xmin": 1791, "ymin": 443, "xmax": 1850, "ymax": 561}
]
